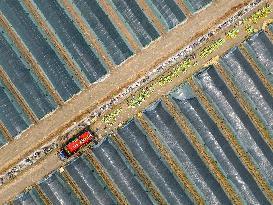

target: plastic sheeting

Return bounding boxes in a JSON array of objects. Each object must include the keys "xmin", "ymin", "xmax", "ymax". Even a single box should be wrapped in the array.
[
  {"xmin": 109, "ymin": 0, "xmax": 159, "ymax": 47},
  {"xmin": 245, "ymin": 31, "xmax": 273, "ymax": 87},
  {"xmin": 118, "ymin": 119, "xmax": 193, "ymax": 205},
  {"xmin": 39, "ymin": 172, "xmax": 82, "ymax": 205},
  {"xmin": 73, "ymin": 0, "xmax": 133, "ymax": 65},
  {"xmin": 195, "ymin": 66, "xmax": 273, "ymax": 188},
  {"xmin": 0, "ymin": 0, "xmax": 81, "ymax": 101},
  {"xmin": 66, "ymin": 156, "xmax": 116, "ymax": 205},
  {"xmin": 0, "ymin": 32, "xmax": 56, "ymax": 119},
  {"xmin": 147, "ymin": 0, "xmax": 186, "ymax": 29},
  {"xmin": 93, "ymin": 138, "xmax": 154, "ymax": 205},
  {"xmin": 183, "ymin": 0, "xmax": 212, "ymax": 12},
  {"xmin": 0, "ymin": 80, "xmax": 30, "ymax": 137},
  {"xmin": 170, "ymin": 83, "xmax": 270, "ymax": 205},
  {"xmin": 221, "ymin": 47, "xmax": 273, "ymax": 132},
  {"xmin": 13, "ymin": 188, "xmax": 45, "ymax": 205},
  {"xmin": 33, "ymin": 0, "xmax": 107, "ymax": 83},
  {"xmin": 143, "ymin": 100, "xmax": 231, "ymax": 205},
  {"xmin": 0, "ymin": 131, "xmax": 7, "ymax": 148}
]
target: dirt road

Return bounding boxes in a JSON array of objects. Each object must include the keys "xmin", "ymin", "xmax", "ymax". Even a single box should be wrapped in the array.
[{"xmin": 0, "ymin": 0, "xmax": 264, "ymax": 202}]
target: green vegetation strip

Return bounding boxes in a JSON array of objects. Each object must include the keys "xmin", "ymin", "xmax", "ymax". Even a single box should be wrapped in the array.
[
  {"xmin": 102, "ymin": 108, "xmax": 122, "ymax": 125},
  {"xmin": 101, "ymin": 5, "xmax": 272, "ymax": 126},
  {"xmin": 200, "ymin": 38, "xmax": 226, "ymax": 58}
]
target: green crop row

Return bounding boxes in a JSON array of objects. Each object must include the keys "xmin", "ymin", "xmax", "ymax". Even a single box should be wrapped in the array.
[
  {"xmin": 158, "ymin": 59, "xmax": 194, "ymax": 86},
  {"xmin": 102, "ymin": 108, "xmax": 123, "ymax": 125},
  {"xmin": 127, "ymin": 86, "xmax": 155, "ymax": 108},
  {"xmin": 244, "ymin": 5, "xmax": 271, "ymax": 24},
  {"xmin": 226, "ymin": 28, "xmax": 240, "ymax": 39},
  {"xmin": 200, "ymin": 38, "xmax": 226, "ymax": 58},
  {"xmin": 101, "ymin": 6, "xmax": 272, "ymax": 126}
]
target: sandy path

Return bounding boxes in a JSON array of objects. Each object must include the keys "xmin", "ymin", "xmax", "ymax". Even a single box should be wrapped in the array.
[
  {"xmin": 0, "ymin": 0, "xmax": 261, "ymax": 203},
  {"xmin": 0, "ymin": 0, "xmax": 249, "ymax": 172}
]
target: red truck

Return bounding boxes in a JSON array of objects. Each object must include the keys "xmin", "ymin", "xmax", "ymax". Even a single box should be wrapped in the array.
[{"xmin": 59, "ymin": 128, "xmax": 97, "ymax": 160}]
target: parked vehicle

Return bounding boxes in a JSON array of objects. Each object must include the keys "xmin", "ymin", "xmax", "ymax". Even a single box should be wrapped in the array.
[{"xmin": 59, "ymin": 128, "xmax": 97, "ymax": 160}]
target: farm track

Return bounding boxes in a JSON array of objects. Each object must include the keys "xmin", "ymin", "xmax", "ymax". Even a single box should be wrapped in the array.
[
  {"xmin": 59, "ymin": 0, "xmax": 116, "ymax": 71},
  {"xmin": 0, "ymin": 0, "xmax": 250, "ymax": 174},
  {"xmin": 2, "ymin": 0, "xmax": 273, "ymax": 203},
  {"xmin": 23, "ymin": 0, "xmax": 90, "ymax": 89}
]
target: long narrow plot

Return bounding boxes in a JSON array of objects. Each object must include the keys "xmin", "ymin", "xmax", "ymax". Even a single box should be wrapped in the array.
[
  {"xmin": 221, "ymin": 47, "xmax": 273, "ymax": 132},
  {"xmin": 13, "ymin": 188, "xmax": 45, "ymax": 205},
  {"xmin": 170, "ymin": 83, "xmax": 270, "ymax": 204},
  {"xmin": 117, "ymin": 119, "xmax": 193, "ymax": 205},
  {"xmin": 39, "ymin": 172, "xmax": 81, "ymax": 205},
  {"xmin": 0, "ymin": 130, "xmax": 7, "ymax": 148},
  {"xmin": 65, "ymin": 156, "xmax": 116, "ymax": 205},
  {"xmin": 0, "ymin": 0, "xmax": 81, "ymax": 101},
  {"xmin": 143, "ymin": 100, "xmax": 231, "ymax": 205},
  {"xmin": 195, "ymin": 66, "xmax": 273, "ymax": 188},
  {"xmin": 108, "ymin": 0, "xmax": 160, "ymax": 47},
  {"xmin": 244, "ymin": 31, "xmax": 273, "ymax": 87},
  {"xmin": 92, "ymin": 138, "xmax": 154, "ymax": 205},
  {"xmin": 32, "ymin": 0, "xmax": 107, "ymax": 83},
  {"xmin": 0, "ymin": 31, "xmax": 56, "ymax": 119},
  {"xmin": 0, "ymin": 80, "xmax": 30, "ymax": 137},
  {"xmin": 72, "ymin": 0, "xmax": 133, "ymax": 65},
  {"xmin": 146, "ymin": 0, "xmax": 186, "ymax": 29}
]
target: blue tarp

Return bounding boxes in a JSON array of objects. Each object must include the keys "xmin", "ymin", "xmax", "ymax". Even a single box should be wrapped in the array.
[
  {"xmin": 13, "ymin": 188, "xmax": 45, "ymax": 205},
  {"xmin": 170, "ymin": 83, "xmax": 270, "ymax": 204},
  {"xmin": 147, "ymin": 0, "xmax": 186, "ymax": 29},
  {"xmin": 33, "ymin": 0, "xmax": 107, "ymax": 83},
  {"xmin": 118, "ymin": 119, "xmax": 193, "ymax": 205},
  {"xmin": 73, "ymin": 0, "xmax": 133, "ymax": 65},
  {"xmin": 0, "ymin": 31, "xmax": 56, "ymax": 119},
  {"xmin": 144, "ymin": 100, "xmax": 232, "ymax": 205},
  {"xmin": 66, "ymin": 156, "xmax": 116, "ymax": 205},
  {"xmin": 195, "ymin": 66, "xmax": 273, "ymax": 189},
  {"xmin": 93, "ymin": 138, "xmax": 154, "ymax": 205},
  {"xmin": 184, "ymin": 0, "xmax": 212, "ymax": 12},
  {"xmin": 0, "ymin": 0, "xmax": 81, "ymax": 101},
  {"xmin": 0, "ymin": 80, "xmax": 30, "ymax": 137},
  {"xmin": 39, "ymin": 172, "xmax": 81, "ymax": 205},
  {"xmin": 109, "ymin": 0, "xmax": 159, "ymax": 47}
]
